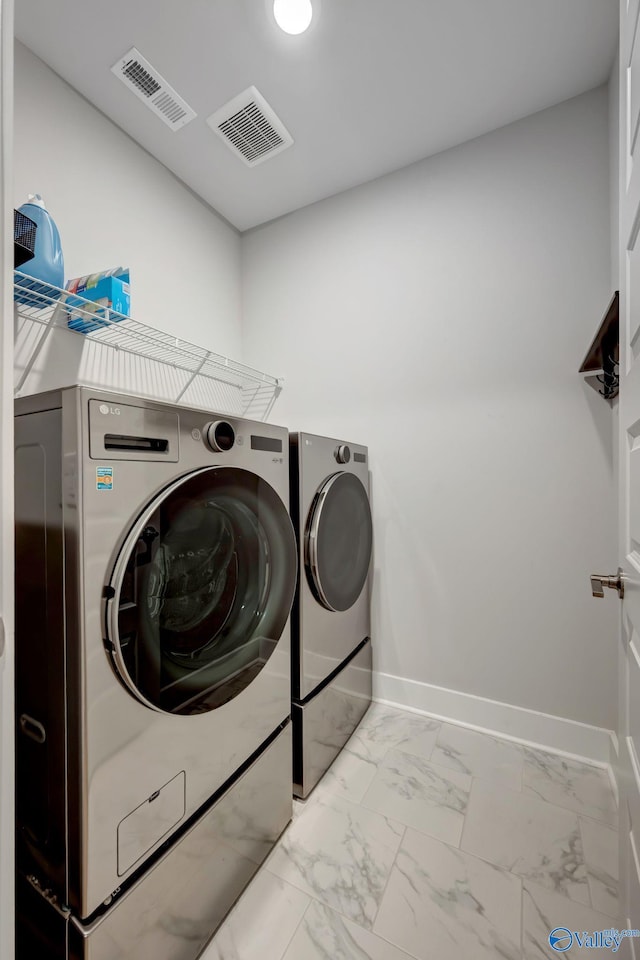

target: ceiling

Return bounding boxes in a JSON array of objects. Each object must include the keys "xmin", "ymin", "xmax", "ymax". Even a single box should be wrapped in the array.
[{"xmin": 16, "ymin": 0, "xmax": 618, "ymax": 232}]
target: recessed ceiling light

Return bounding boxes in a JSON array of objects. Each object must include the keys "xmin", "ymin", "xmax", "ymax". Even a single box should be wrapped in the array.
[{"xmin": 273, "ymin": 0, "xmax": 313, "ymax": 35}]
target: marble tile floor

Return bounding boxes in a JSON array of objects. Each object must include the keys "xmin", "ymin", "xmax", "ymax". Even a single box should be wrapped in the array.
[{"xmin": 202, "ymin": 703, "xmax": 619, "ymax": 960}]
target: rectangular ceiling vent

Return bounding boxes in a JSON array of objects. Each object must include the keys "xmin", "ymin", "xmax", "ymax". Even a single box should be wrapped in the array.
[
  {"xmin": 111, "ymin": 48, "xmax": 196, "ymax": 131},
  {"xmin": 207, "ymin": 86, "xmax": 293, "ymax": 167}
]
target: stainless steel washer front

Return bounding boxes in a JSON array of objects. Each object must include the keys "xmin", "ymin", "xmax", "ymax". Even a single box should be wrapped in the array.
[{"xmin": 15, "ymin": 387, "xmax": 297, "ymax": 930}]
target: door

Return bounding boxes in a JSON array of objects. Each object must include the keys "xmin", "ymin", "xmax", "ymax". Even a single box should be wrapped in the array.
[
  {"xmin": 0, "ymin": 1, "xmax": 14, "ymax": 957},
  {"xmin": 106, "ymin": 466, "xmax": 297, "ymax": 715},
  {"xmin": 305, "ymin": 472, "xmax": 373, "ymax": 613},
  {"xmin": 617, "ymin": 0, "xmax": 640, "ymax": 942}
]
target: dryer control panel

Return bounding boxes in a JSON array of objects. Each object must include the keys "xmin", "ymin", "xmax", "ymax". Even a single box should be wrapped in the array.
[{"xmin": 202, "ymin": 420, "xmax": 284, "ymax": 459}]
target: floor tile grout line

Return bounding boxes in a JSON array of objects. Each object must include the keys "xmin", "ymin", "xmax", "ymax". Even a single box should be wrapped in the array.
[
  {"xmin": 277, "ymin": 897, "xmax": 315, "ymax": 960},
  {"xmin": 581, "ymin": 878, "xmax": 622, "ymax": 924},
  {"xmin": 292, "ymin": 823, "xmax": 426, "ymax": 960},
  {"xmin": 366, "ymin": 796, "xmax": 491, "ymax": 867},
  {"xmin": 464, "ymin": 762, "xmax": 617, "ymax": 829},
  {"xmin": 425, "ymin": 719, "xmax": 443, "ymax": 764},
  {"xmin": 361, "ymin": 781, "xmax": 525, "ymax": 960},
  {"xmin": 457, "ymin": 772, "xmax": 476, "ymax": 853},
  {"xmin": 575, "ymin": 808, "xmax": 620, "ymax": 828},
  {"xmin": 355, "ymin": 790, "xmax": 466, "ymax": 849},
  {"xmin": 458, "ymin": 779, "xmax": 596, "ymax": 909},
  {"xmin": 405, "ymin": 756, "xmax": 526, "ymax": 795},
  {"xmin": 351, "ymin": 707, "xmax": 443, "ymax": 767},
  {"xmin": 309, "ymin": 783, "xmax": 406, "ymax": 826},
  {"xmin": 366, "ymin": 917, "xmax": 422, "ymax": 959},
  {"xmin": 367, "ymin": 821, "xmax": 408, "ymax": 932},
  {"xmin": 296, "ymin": 884, "xmax": 423, "ymax": 960},
  {"xmin": 521, "ymin": 874, "xmax": 622, "ymax": 927},
  {"xmin": 577, "ymin": 815, "xmax": 622, "ymax": 921},
  {"xmin": 202, "ymin": 868, "xmax": 311, "ymax": 959},
  {"xmin": 379, "ymin": 743, "xmax": 474, "ymax": 786},
  {"xmin": 262, "ymin": 744, "xmax": 419, "ymax": 955},
  {"xmin": 266, "ymin": 816, "xmax": 420, "ymax": 956},
  {"xmin": 577, "ymin": 815, "xmax": 597, "ymax": 913},
  {"xmin": 396, "ymin": 716, "xmax": 533, "ymax": 795},
  {"xmin": 519, "ymin": 782, "xmax": 618, "ymax": 829},
  {"xmin": 263, "ymin": 788, "xmax": 409, "ymax": 920},
  {"xmin": 353, "ymin": 743, "xmax": 601, "ymax": 905},
  {"xmin": 358, "ymin": 783, "xmax": 532, "ymax": 901}
]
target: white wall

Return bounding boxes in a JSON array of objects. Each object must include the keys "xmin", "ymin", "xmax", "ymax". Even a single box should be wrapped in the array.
[
  {"xmin": 242, "ymin": 86, "xmax": 618, "ymax": 732},
  {"xmin": 13, "ymin": 42, "xmax": 242, "ymax": 404},
  {"xmin": 12, "ymin": 44, "xmax": 617, "ymax": 734},
  {"xmin": 610, "ymin": 54, "xmax": 620, "ymax": 290}
]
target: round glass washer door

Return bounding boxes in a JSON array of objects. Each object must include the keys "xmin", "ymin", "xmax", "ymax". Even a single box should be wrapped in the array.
[
  {"xmin": 305, "ymin": 472, "xmax": 373, "ymax": 612},
  {"xmin": 105, "ymin": 466, "xmax": 297, "ymax": 715}
]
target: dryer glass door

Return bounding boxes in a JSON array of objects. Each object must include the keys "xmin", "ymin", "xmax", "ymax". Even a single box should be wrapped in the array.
[
  {"xmin": 305, "ymin": 472, "xmax": 373, "ymax": 612},
  {"xmin": 106, "ymin": 467, "xmax": 296, "ymax": 715}
]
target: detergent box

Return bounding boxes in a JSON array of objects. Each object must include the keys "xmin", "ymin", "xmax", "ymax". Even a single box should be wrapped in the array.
[{"xmin": 66, "ymin": 268, "xmax": 130, "ymax": 334}]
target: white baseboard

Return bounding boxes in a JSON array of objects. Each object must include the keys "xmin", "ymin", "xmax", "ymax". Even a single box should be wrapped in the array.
[{"xmin": 373, "ymin": 671, "xmax": 615, "ymax": 766}]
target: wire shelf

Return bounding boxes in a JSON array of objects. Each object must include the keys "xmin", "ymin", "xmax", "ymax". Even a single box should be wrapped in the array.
[{"xmin": 13, "ymin": 272, "xmax": 282, "ymax": 419}]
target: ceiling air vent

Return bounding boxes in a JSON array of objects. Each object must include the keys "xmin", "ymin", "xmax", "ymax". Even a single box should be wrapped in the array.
[
  {"xmin": 111, "ymin": 48, "xmax": 196, "ymax": 131},
  {"xmin": 207, "ymin": 86, "xmax": 293, "ymax": 167}
]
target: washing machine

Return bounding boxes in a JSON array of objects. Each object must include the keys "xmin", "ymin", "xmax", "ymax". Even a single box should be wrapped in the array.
[
  {"xmin": 290, "ymin": 432, "xmax": 373, "ymax": 799},
  {"xmin": 15, "ymin": 386, "xmax": 297, "ymax": 960}
]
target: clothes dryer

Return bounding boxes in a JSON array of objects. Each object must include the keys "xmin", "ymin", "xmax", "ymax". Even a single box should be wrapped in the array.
[
  {"xmin": 290, "ymin": 432, "xmax": 373, "ymax": 798},
  {"xmin": 15, "ymin": 387, "xmax": 297, "ymax": 959}
]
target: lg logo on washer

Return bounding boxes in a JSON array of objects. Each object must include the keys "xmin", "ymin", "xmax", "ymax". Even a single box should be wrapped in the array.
[{"xmin": 99, "ymin": 403, "xmax": 120, "ymax": 415}]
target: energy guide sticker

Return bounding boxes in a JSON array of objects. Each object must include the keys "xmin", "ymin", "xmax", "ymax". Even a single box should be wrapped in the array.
[{"xmin": 96, "ymin": 467, "xmax": 113, "ymax": 491}]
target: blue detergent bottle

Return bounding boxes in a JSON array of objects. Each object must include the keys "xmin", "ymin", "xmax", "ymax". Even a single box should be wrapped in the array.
[{"xmin": 14, "ymin": 194, "xmax": 64, "ymax": 305}]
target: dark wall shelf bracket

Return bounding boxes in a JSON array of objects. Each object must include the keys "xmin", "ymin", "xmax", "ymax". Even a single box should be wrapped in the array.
[{"xmin": 579, "ymin": 292, "xmax": 619, "ymax": 402}]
